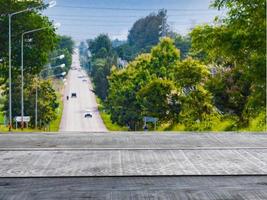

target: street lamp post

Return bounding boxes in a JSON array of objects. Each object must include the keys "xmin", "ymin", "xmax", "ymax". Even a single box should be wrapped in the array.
[
  {"xmin": 8, "ymin": 1, "xmax": 56, "ymax": 131},
  {"xmin": 51, "ymin": 54, "xmax": 65, "ymax": 61},
  {"xmin": 21, "ymin": 25, "xmax": 60, "ymax": 130}
]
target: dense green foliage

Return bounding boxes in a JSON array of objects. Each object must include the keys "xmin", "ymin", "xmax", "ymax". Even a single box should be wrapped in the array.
[
  {"xmin": 0, "ymin": 0, "xmax": 58, "ymax": 84},
  {"xmin": 114, "ymin": 10, "xmax": 191, "ymax": 62},
  {"xmin": 52, "ymin": 35, "xmax": 74, "ymax": 77},
  {"xmin": 0, "ymin": 0, "xmax": 74, "ymax": 128},
  {"xmin": 87, "ymin": 34, "xmax": 117, "ymax": 100},
  {"xmin": 191, "ymin": 0, "xmax": 266, "ymax": 128},
  {"xmin": 2, "ymin": 75, "xmax": 58, "ymax": 127},
  {"xmin": 113, "ymin": 10, "xmax": 168, "ymax": 61},
  {"xmin": 173, "ymin": 34, "xmax": 191, "ymax": 60},
  {"xmin": 127, "ymin": 9, "xmax": 167, "ymax": 55},
  {"xmin": 84, "ymin": 0, "xmax": 266, "ymax": 131},
  {"xmin": 107, "ymin": 38, "xmax": 216, "ymax": 130},
  {"xmin": 57, "ymin": 35, "xmax": 74, "ymax": 55},
  {"xmin": 26, "ymin": 78, "xmax": 59, "ymax": 128}
]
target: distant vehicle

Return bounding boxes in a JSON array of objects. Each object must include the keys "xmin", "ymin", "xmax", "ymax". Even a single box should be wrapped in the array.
[
  {"xmin": 71, "ymin": 93, "xmax": 77, "ymax": 98},
  {"xmin": 82, "ymin": 79, "xmax": 87, "ymax": 82},
  {"xmin": 90, "ymin": 89, "xmax": 96, "ymax": 94},
  {"xmin": 84, "ymin": 113, "xmax": 92, "ymax": 118}
]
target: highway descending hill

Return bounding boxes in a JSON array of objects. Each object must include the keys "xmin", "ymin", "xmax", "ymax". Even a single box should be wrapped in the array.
[{"xmin": 59, "ymin": 49, "xmax": 107, "ymax": 132}]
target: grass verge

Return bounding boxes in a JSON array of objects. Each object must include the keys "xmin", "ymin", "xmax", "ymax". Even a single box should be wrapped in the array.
[
  {"xmin": 49, "ymin": 92, "xmax": 64, "ymax": 132},
  {"xmin": 96, "ymin": 98, "xmax": 128, "ymax": 131}
]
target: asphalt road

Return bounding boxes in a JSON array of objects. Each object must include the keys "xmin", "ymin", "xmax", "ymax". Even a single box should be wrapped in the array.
[{"xmin": 59, "ymin": 49, "xmax": 107, "ymax": 132}]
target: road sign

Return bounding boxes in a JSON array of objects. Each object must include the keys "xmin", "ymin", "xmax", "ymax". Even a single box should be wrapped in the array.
[
  {"xmin": 144, "ymin": 116, "xmax": 158, "ymax": 123},
  {"xmin": 143, "ymin": 116, "xmax": 159, "ymax": 131},
  {"xmin": 15, "ymin": 116, "xmax": 30, "ymax": 122}
]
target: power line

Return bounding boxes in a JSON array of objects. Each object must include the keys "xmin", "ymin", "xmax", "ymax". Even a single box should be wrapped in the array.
[
  {"xmin": 48, "ymin": 13, "xmax": 218, "ymax": 18},
  {"xmin": 51, "ymin": 18, "xmax": 204, "ymax": 24},
  {"xmin": 56, "ymin": 5, "xmax": 219, "ymax": 12},
  {"xmin": 55, "ymin": 31, "xmax": 127, "ymax": 37},
  {"xmin": 59, "ymin": 22, "xmax": 212, "ymax": 27},
  {"xmin": 51, "ymin": 18, "xmax": 137, "ymax": 23}
]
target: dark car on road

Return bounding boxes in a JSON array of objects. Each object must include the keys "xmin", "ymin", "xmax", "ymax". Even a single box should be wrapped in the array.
[
  {"xmin": 71, "ymin": 93, "xmax": 77, "ymax": 98},
  {"xmin": 84, "ymin": 113, "xmax": 92, "ymax": 118}
]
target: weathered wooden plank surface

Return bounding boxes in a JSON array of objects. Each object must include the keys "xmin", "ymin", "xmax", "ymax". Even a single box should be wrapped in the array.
[
  {"xmin": 0, "ymin": 132, "xmax": 266, "ymax": 199},
  {"xmin": 0, "ymin": 149, "xmax": 266, "ymax": 177},
  {"xmin": 0, "ymin": 176, "xmax": 267, "ymax": 200},
  {"xmin": 0, "ymin": 132, "xmax": 266, "ymax": 149}
]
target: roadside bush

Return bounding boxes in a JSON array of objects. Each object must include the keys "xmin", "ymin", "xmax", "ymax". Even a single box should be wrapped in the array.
[{"xmin": 246, "ymin": 111, "xmax": 267, "ymax": 131}]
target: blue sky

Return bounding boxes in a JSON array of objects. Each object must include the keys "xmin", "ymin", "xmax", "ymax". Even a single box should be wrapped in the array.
[{"xmin": 44, "ymin": 0, "xmax": 224, "ymax": 42}]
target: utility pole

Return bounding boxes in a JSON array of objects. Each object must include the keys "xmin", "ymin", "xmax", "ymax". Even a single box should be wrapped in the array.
[
  {"xmin": 160, "ymin": 11, "xmax": 168, "ymax": 38},
  {"xmin": 8, "ymin": 14, "xmax": 12, "ymax": 131},
  {"xmin": 21, "ymin": 33, "xmax": 24, "ymax": 129},
  {"xmin": 35, "ymin": 76, "xmax": 38, "ymax": 129},
  {"xmin": 162, "ymin": 17, "xmax": 166, "ymax": 37}
]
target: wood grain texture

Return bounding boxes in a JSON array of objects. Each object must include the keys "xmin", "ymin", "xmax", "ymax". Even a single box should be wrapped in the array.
[{"xmin": 0, "ymin": 176, "xmax": 267, "ymax": 200}]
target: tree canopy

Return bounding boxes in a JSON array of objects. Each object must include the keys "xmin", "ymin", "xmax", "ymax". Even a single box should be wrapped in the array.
[
  {"xmin": 83, "ymin": 0, "xmax": 266, "ymax": 131},
  {"xmin": 0, "ymin": 0, "xmax": 72, "ymax": 128},
  {"xmin": 0, "ymin": 0, "xmax": 58, "ymax": 84},
  {"xmin": 107, "ymin": 38, "xmax": 214, "ymax": 130},
  {"xmin": 190, "ymin": 0, "xmax": 266, "ymax": 124},
  {"xmin": 87, "ymin": 34, "xmax": 117, "ymax": 100}
]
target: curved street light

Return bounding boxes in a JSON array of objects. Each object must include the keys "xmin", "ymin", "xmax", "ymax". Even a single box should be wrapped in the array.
[
  {"xmin": 48, "ymin": 1, "xmax": 57, "ymax": 8},
  {"xmin": 8, "ymin": 0, "xmax": 57, "ymax": 131},
  {"xmin": 51, "ymin": 54, "xmax": 65, "ymax": 61},
  {"xmin": 20, "ymin": 22, "xmax": 60, "ymax": 129}
]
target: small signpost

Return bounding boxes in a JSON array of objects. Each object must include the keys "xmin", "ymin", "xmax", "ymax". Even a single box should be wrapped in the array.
[
  {"xmin": 143, "ymin": 116, "xmax": 158, "ymax": 131},
  {"xmin": 15, "ymin": 116, "xmax": 30, "ymax": 129}
]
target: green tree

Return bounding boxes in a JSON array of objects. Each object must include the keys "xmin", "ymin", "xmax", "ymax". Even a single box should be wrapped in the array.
[
  {"xmin": 107, "ymin": 54, "xmax": 152, "ymax": 130},
  {"xmin": 26, "ymin": 78, "xmax": 59, "ymax": 127},
  {"xmin": 150, "ymin": 37, "xmax": 180, "ymax": 78},
  {"xmin": 108, "ymin": 37, "xmax": 218, "ymax": 130},
  {"xmin": 57, "ymin": 35, "xmax": 74, "ymax": 54},
  {"xmin": 0, "ymin": 0, "xmax": 59, "ymax": 127},
  {"xmin": 116, "ymin": 9, "xmax": 169, "ymax": 60},
  {"xmin": 128, "ymin": 9, "xmax": 168, "ymax": 51},
  {"xmin": 114, "ymin": 43, "xmax": 135, "ymax": 61},
  {"xmin": 179, "ymin": 85, "xmax": 216, "ymax": 129},
  {"xmin": 2, "ymin": 75, "xmax": 59, "ymax": 128},
  {"xmin": 206, "ymin": 68, "xmax": 251, "ymax": 120},
  {"xmin": 0, "ymin": 0, "xmax": 58, "ymax": 85},
  {"xmin": 91, "ymin": 59, "xmax": 110, "ymax": 100},
  {"xmin": 174, "ymin": 58, "xmax": 210, "ymax": 87},
  {"xmin": 87, "ymin": 34, "xmax": 117, "ymax": 100},
  {"xmin": 88, "ymin": 34, "xmax": 113, "ymax": 59},
  {"xmin": 137, "ymin": 79, "xmax": 181, "ymax": 122},
  {"xmin": 172, "ymin": 33, "xmax": 191, "ymax": 60},
  {"xmin": 190, "ymin": 0, "xmax": 266, "ymax": 125}
]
